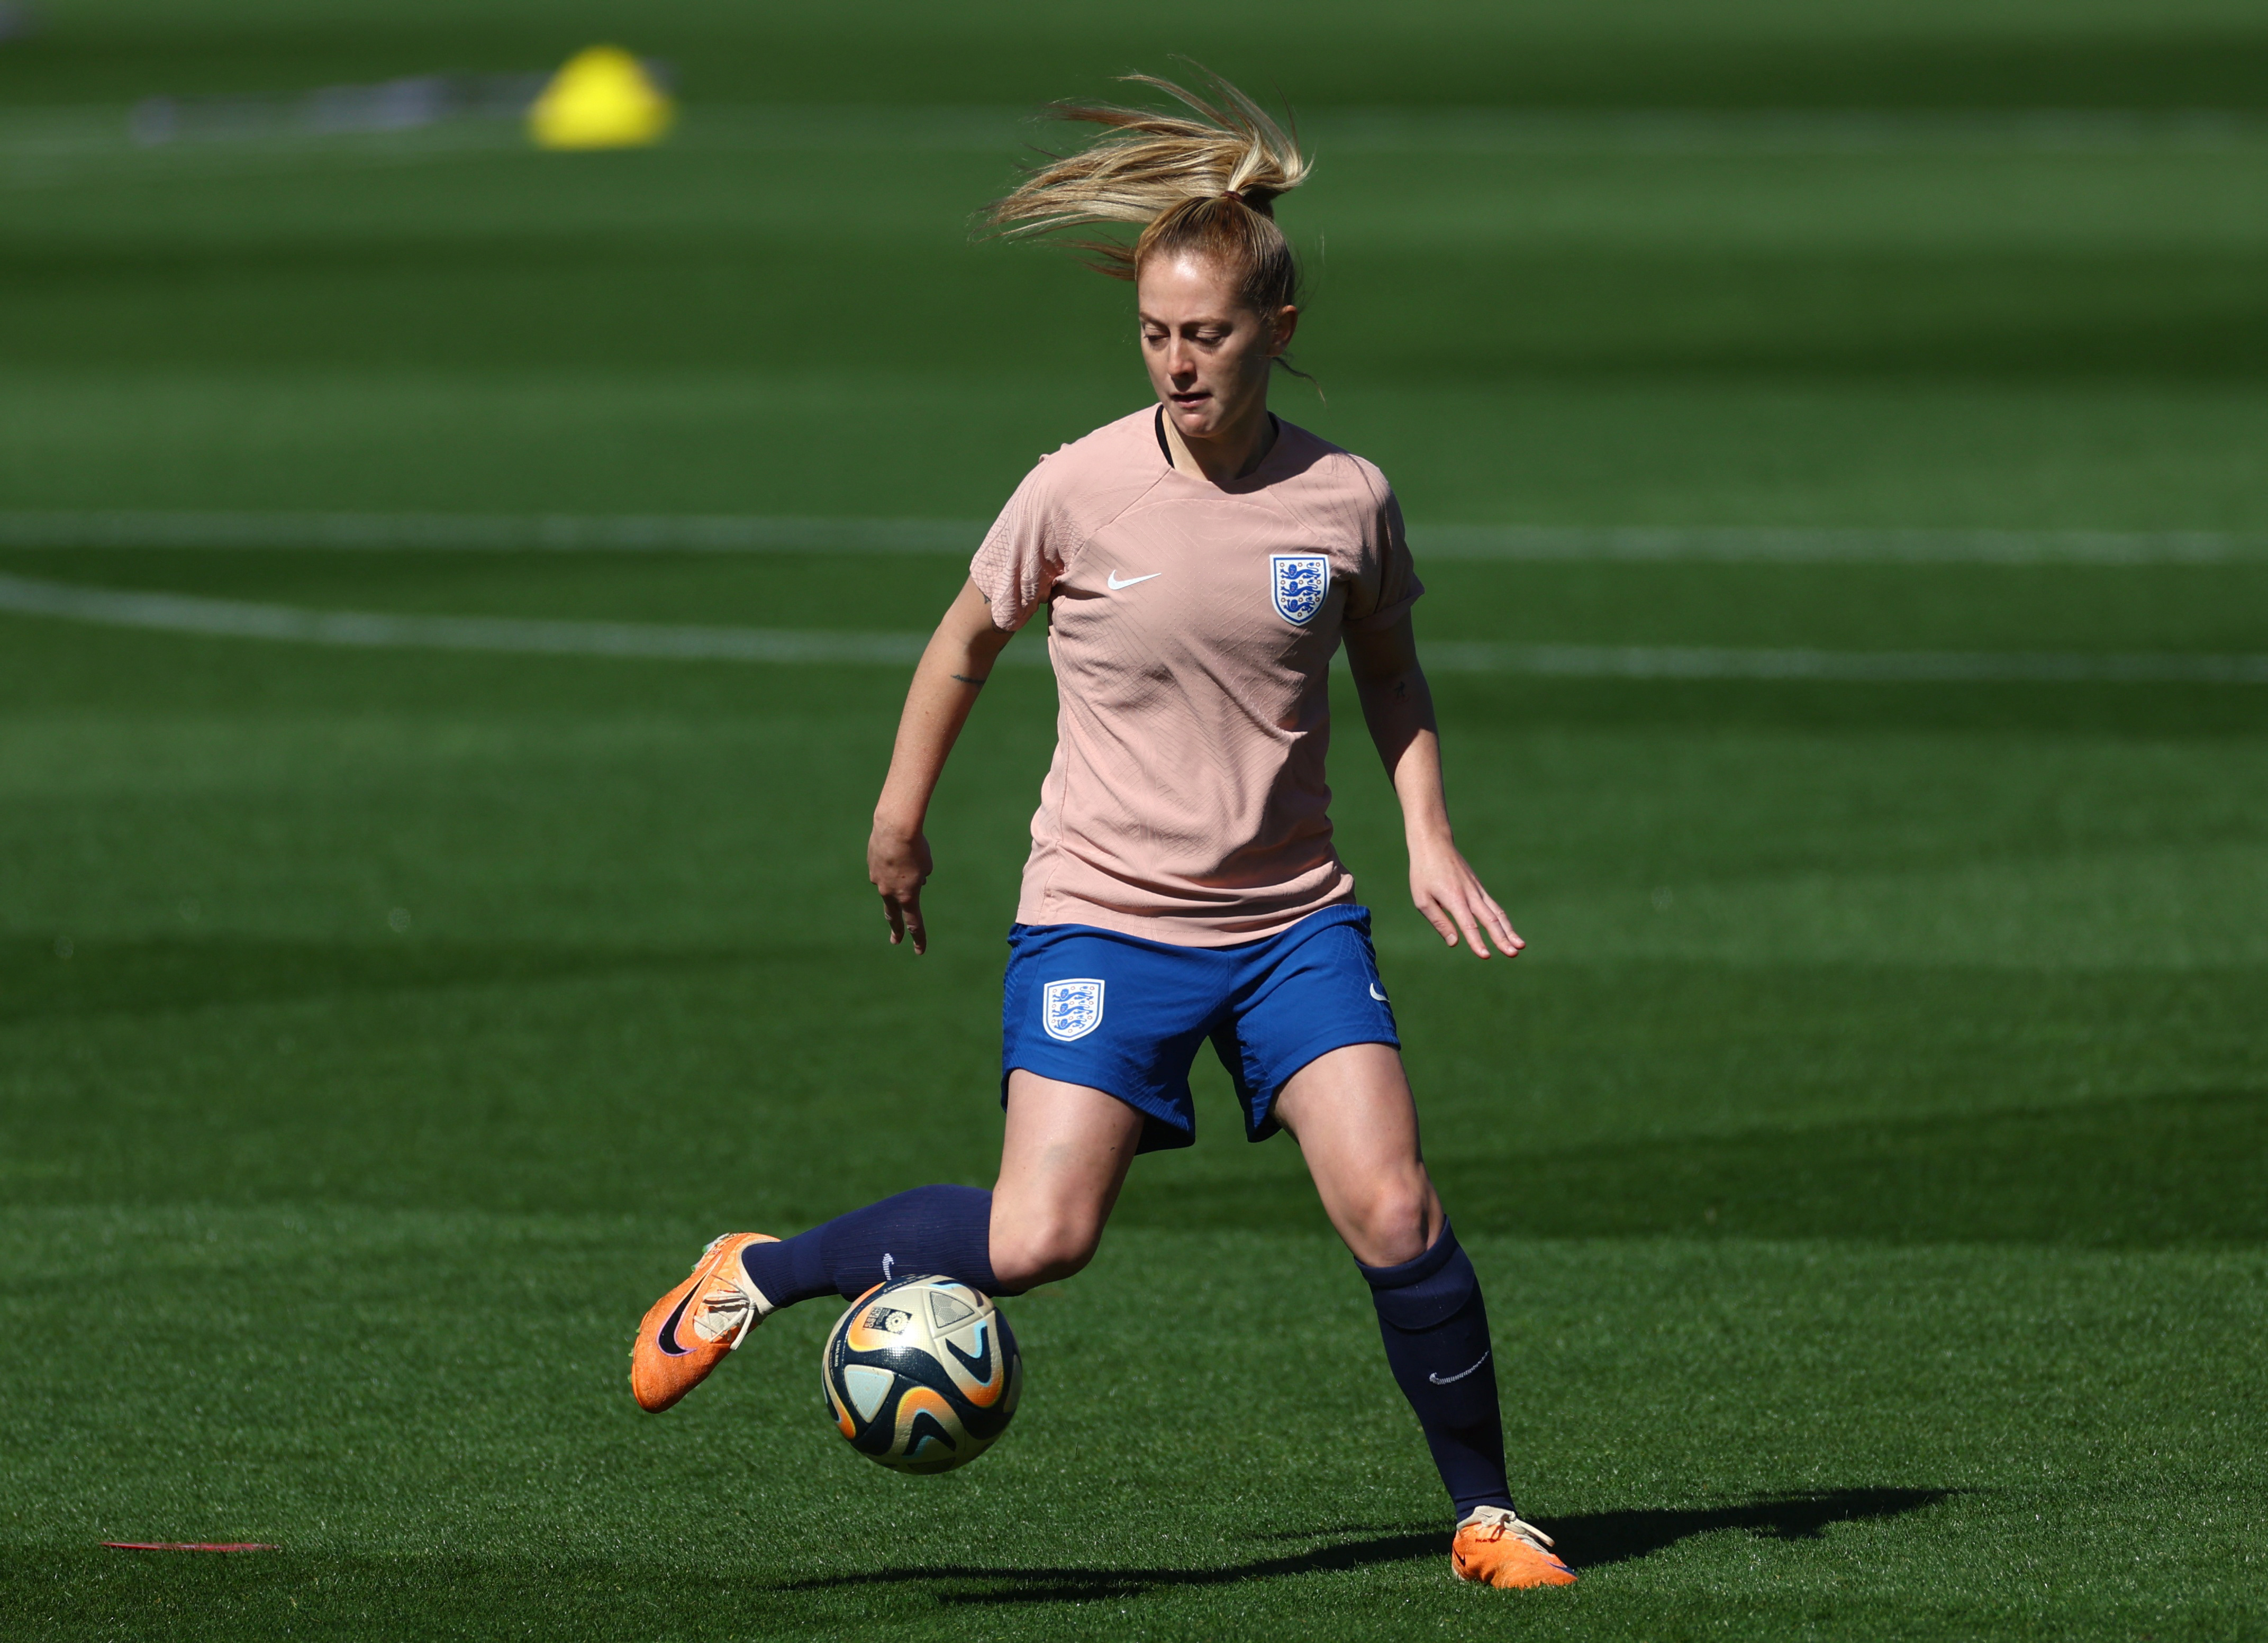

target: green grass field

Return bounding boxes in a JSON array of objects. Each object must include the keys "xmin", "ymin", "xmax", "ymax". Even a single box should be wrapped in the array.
[{"xmin": 2, "ymin": 2, "xmax": 2264, "ymax": 1638}]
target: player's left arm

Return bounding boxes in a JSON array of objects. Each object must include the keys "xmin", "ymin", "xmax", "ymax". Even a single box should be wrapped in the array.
[{"xmin": 1342, "ymin": 613, "xmax": 1523, "ymax": 959}]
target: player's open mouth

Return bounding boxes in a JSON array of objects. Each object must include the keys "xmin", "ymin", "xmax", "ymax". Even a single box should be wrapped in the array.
[{"xmin": 1169, "ymin": 391, "xmax": 1210, "ymax": 407}]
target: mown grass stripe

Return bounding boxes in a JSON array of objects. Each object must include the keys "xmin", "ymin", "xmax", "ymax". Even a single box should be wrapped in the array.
[
  {"xmin": 5, "ymin": 511, "xmax": 2263, "ymax": 564},
  {"xmin": 5, "ymin": 571, "xmax": 2263, "ymax": 683},
  {"xmin": 11, "ymin": 104, "xmax": 2268, "ymax": 161}
]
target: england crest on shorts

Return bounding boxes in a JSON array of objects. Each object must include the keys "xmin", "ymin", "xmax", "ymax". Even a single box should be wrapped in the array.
[
  {"xmin": 1041, "ymin": 978, "xmax": 1105, "ymax": 1042},
  {"xmin": 1269, "ymin": 553, "xmax": 1330, "ymax": 625}
]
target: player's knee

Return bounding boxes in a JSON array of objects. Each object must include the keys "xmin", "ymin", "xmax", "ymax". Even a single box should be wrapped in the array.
[
  {"xmin": 989, "ymin": 1212, "xmax": 1103, "ymax": 1292},
  {"xmin": 1342, "ymin": 1172, "xmax": 1435, "ymax": 1268}
]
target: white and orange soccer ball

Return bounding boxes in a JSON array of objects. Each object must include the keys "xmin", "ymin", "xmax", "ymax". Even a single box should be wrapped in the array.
[{"xmin": 822, "ymin": 1277, "xmax": 1021, "ymax": 1474}]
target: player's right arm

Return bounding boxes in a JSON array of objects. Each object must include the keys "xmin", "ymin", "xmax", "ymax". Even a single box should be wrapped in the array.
[{"xmin": 868, "ymin": 578, "xmax": 1017, "ymax": 954}]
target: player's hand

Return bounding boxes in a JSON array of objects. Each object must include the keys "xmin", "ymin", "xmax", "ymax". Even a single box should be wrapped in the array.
[
  {"xmin": 1408, "ymin": 834, "xmax": 1522, "ymax": 959},
  {"xmin": 868, "ymin": 820, "xmax": 934, "ymax": 954}
]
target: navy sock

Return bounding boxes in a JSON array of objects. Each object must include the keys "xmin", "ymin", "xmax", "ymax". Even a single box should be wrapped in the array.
[
  {"xmin": 738, "ymin": 1184, "xmax": 998, "ymax": 1310},
  {"xmin": 1358, "ymin": 1221, "xmax": 1516, "ymax": 1522}
]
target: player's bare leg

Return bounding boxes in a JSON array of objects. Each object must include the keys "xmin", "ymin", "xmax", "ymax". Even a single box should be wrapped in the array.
[
  {"xmin": 988, "ymin": 1071, "xmax": 1146, "ymax": 1292},
  {"xmin": 1273, "ymin": 1042, "xmax": 1441, "ymax": 1266}
]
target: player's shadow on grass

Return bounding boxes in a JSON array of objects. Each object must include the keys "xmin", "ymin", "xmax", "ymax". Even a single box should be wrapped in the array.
[
  {"xmin": 782, "ymin": 1486, "xmax": 1953, "ymax": 1604},
  {"xmin": 1549, "ymin": 1485, "xmax": 1955, "ymax": 1569}
]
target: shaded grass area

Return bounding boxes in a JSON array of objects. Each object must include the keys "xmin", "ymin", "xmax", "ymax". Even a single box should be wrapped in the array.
[
  {"xmin": 13, "ymin": 235, "xmax": 2268, "ymax": 382},
  {"xmin": 770, "ymin": 1490, "xmax": 1961, "ymax": 1598},
  {"xmin": 1129, "ymin": 1088, "xmax": 2268, "ymax": 1248},
  {"xmin": 0, "ymin": 1505, "xmax": 2040, "ymax": 1640},
  {"xmin": 5, "ymin": 884, "xmax": 2264, "ymax": 1219},
  {"xmin": 2, "ymin": 925, "xmax": 2262, "ymax": 1241},
  {"xmin": 11, "ymin": 371, "xmax": 2268, "ymax": 533}
]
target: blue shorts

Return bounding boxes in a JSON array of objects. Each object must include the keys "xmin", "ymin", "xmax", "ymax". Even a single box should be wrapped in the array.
[{"xmin": 1000, "ymin": 904, "xmax": 1400, "ymax": 1154}]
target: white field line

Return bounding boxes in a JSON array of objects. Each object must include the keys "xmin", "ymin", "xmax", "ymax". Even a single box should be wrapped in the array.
[
  {"xmin": 4, "ymin": 571, "xmax": 2264, "ymax": 684},
  {"xmin": 1418, "ymin": 524, "xmax": 2268, "ymax": 565},
  {"xmin": 0, "ymin": 573, "xmax": 927, "ymax": 666},
  {"xmin": 5, "ymin": 511, "xmax": 2265, "ymax": 565},
  {"xmin": 1422, "ymin": 639, "xmax": 2268, "ymax": 684},
  {"xmin": 0, "ymin": 510, "xmax": 979, "ymax": 555}
]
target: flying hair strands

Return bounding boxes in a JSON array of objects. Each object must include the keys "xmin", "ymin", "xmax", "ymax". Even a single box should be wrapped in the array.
[{"xmin": 983, "ymin": 69, "xmax": 1311, "ymax": 317}]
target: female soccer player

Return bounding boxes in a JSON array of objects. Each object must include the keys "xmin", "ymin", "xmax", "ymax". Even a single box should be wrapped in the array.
[{"xmin": 630, "ymin": 72, "xmax": 1574, "ymax": 1591}]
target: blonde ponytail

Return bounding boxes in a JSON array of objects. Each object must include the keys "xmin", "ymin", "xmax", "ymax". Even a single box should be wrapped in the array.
[{"xmin": 983, "ymin": 68, "xmax": 1310, "ymax": 313}]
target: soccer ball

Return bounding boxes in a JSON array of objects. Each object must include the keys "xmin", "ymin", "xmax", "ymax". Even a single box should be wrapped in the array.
[{"xmin": 821, "ymin": 1276, "xmax": 1021, "ymax": 1474}]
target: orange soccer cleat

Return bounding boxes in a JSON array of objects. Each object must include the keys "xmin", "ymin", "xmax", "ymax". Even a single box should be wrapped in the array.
[
  {"xmin": 630, "ymin": 1233, "xmax": 778, "ymax": 1412},
  {"xmin": 1450, "ymin": 1506, "xmax": 1578, "ymax": 1588}
]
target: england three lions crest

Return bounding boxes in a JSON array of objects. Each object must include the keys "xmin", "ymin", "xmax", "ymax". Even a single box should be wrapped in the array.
[
  {"xmin": 1041, "ymin": 978, "xmax": 1105, "ymax": 1042},
  {"xmin": 1269, "ymin": 553, "xmax": 1330, "ymax": 625}
]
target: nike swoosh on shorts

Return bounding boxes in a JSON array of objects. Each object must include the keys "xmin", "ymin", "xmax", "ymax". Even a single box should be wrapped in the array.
[
  {"xmin": 1106, "ymin": 570, "xmax": 1162, "ymax": 589},
  {"xmin": 1369, "ymin": 983, "xmax": 1390, "ymax": 1002}
]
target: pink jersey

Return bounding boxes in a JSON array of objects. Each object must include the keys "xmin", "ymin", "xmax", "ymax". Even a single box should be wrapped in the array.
[{"xmin": 970, "ymin": 406, "xmax": 1423, "ymax": 946}]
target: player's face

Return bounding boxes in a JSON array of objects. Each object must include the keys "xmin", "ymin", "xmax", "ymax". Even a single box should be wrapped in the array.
[{"xmin": 1136, "ymin": 253, "xmax": 1297, "ymax": 447}]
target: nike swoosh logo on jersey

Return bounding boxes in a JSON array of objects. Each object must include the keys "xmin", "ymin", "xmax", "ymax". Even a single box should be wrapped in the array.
[
  {"xmin": 1106, "ymin": 570, "xmax": 1162, "ymax": 589},
  {"xmin": 1369, "ymin": 983, "xmax": 1389, "ymax": 1002},
  {"xmin": 1429, "ymin": 1350, "xmax": 1490, "ymax": 1386}
]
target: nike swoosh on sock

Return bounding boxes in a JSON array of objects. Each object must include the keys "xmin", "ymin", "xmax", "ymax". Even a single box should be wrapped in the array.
[{"xmin": 1429, "ymin": 1350, "xmax": 1491, "ymax": 1385}]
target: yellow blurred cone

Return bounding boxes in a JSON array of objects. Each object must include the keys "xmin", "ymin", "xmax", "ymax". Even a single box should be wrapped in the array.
[{"xmin": 529, "ymin": 46, "xmax": 673, "ymax": 150}]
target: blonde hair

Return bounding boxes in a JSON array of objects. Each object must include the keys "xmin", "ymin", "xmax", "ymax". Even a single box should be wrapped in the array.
[{"xmin": 983, "ymin": 69, "xmax": 1310, "ymax": 315}]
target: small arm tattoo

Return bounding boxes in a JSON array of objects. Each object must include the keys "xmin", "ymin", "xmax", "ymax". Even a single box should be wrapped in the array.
[{"xmin": 951, "ymin": 673, "xmax": 990, "ymax": 687}]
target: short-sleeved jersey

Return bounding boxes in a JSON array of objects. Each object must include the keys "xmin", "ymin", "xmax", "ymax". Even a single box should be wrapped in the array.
[{"xmin": 969, "ymin": 406, "xmax": 1423, "ymax": 946}]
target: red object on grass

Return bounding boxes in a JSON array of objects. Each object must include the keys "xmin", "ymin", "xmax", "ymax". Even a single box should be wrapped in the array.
[{"xmin": 101, "ymin": 1542, "xmax": 277, "ymax": 1552}]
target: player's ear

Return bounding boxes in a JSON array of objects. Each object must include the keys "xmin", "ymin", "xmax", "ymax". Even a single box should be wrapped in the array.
[{"xmin": 1271, "ymin": 304, "xmax": 1300, "ymax": 356}]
